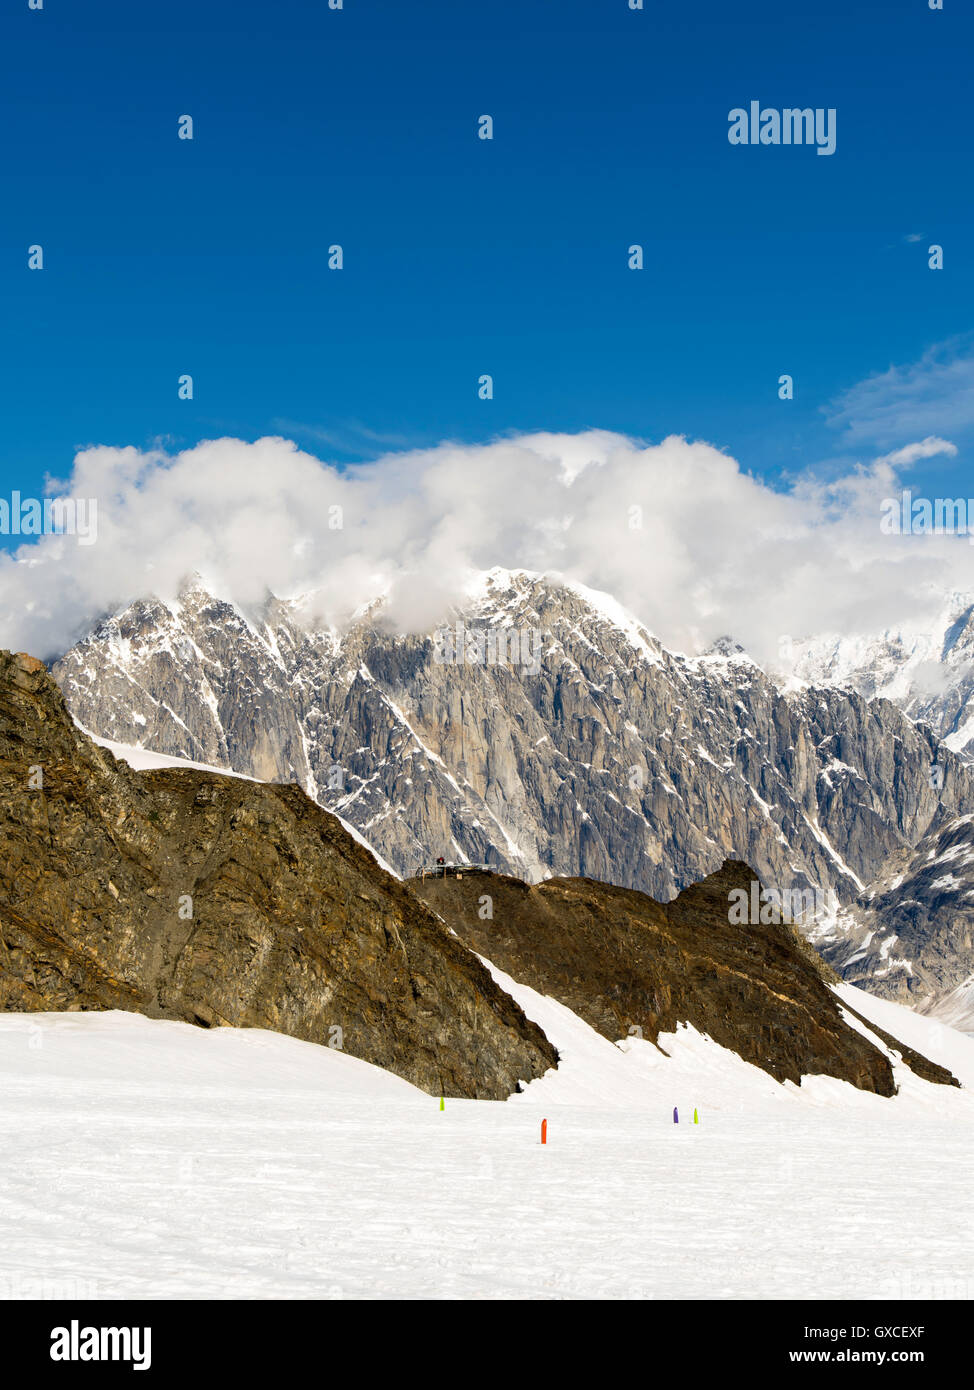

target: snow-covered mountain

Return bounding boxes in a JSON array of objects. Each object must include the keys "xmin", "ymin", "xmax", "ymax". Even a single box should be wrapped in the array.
[
  {"xmin": 784, "ymin": 593, "xmax": 974, "ymax": 758},
  {"xmin": 810, "ymin": 812, "xmax": 974, "ymax": 1032},
  {"xmin": 50, "ymin": 568, "xmax": 974, "ymax": 1029}
]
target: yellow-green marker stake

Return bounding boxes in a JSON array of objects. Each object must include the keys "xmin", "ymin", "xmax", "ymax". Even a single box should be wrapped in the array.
[
  {"xmin": 693, "ymin": 1108, "xmax": 699, "ymax": 1124},
  {"xmin": 440, "ymin": 1096, "xmax": 445, "ymax": 1111}
]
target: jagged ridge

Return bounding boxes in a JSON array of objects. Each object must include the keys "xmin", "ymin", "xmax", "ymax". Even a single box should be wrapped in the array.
[{"xmin": 409, "ymin": 860, "xmax": 958, "ymax": 1094}]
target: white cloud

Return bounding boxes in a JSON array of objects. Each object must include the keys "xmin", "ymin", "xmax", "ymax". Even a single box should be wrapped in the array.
[
  {"xmin": 874, "ymin": 436, "xmax": 958, "ymax": 467},
  {"xmin": 2, "ymin": 429, "xmax": 973, "ymax": 664}
]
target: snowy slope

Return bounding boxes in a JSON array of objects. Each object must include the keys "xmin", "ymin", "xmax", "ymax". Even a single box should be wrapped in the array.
[
  {"xmin": 485, "ymin": 955, "xmax": 789, "ymax": 1113},
  {"xmin": 0, "ymin": 1009, "xmax": 424, "ymax": 1100},
  {"xmin": 924, "ymin": 973, "xmax": 974, "ymax": 1034},
  {"xmin": 1, "ymin": 978, "xmax": 972, "ymax": 1300},
  {"xmin": 833, "ymin": 982, "xmax": 974, "ymax": 1084},
  {"xmin": 485, "ymin": 960, "xmax": 974, "ymax": 1112}
]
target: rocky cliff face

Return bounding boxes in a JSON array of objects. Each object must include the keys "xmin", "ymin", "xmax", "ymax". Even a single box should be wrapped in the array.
[
  {"xmin": 4, "ymin": 646, "xmax": 959, "ymax": 1097},
  {"xmin": 0, "ymin": 649, "xmax": 558, "ymax": 1098},
  {"xmin": 53, "ymin": 572, "xmax": 974, "ymax": 925},
  {"xmin": 409, "ymin": 862, "xmax": 958, "ymax": 1093},
  {"xmin": 810, "ymin": 813, "xmax": 974, "ymax": 1032}
]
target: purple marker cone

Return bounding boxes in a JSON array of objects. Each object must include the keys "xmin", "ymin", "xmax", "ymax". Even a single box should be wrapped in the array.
[{"xmin": 673, "ymin": 1106, "xmax": 679, "ymax": 1124}]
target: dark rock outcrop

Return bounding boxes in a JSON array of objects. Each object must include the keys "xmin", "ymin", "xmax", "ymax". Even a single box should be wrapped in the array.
[
  {"xmin": 0, "ymin": 650, "xmax": 558, "ymax": 1098},
  {"xmin": 409, "ymin": 861, "xmax": 958, "ymax": 1092}
]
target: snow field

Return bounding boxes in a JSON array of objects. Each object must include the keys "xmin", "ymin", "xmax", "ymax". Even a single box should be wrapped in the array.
[{"xmin": 1, "ymin": 983, "xmax": 972, "ymax": 1301}]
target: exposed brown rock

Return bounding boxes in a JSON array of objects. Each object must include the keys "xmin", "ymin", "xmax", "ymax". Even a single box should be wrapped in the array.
[
  {"xmin": 409, "ymin": 861, "xmax": 959, "ymax": 1093},
  {"xmin": 837, "ymin": 1000, "xmax": 958, "ymax": 1088},
  {"xmin": 14, "ymin": 653, "xmax": 47, "ymax": 675},
  {"xmin": 0, "ymin": 650, "xmax": 558, "ymax": 1098}
]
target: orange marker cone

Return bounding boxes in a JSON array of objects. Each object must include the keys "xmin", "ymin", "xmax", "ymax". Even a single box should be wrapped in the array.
[{"xmin": 541, "ymin": 1118, "xmax": 547, "ymax": 1145}]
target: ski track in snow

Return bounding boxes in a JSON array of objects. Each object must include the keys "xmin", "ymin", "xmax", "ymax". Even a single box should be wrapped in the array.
[{"xmin": 2, "ymin": 977, "xmax": 973, "ymax": 1301}]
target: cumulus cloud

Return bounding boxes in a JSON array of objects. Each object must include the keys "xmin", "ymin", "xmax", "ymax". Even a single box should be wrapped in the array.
[{"xmin": 1, "ymin": 429, "xmax": 973, "ymax": 663}]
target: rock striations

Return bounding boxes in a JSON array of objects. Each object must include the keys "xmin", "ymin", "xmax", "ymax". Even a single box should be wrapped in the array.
[
  {"xmin": 409, "ymin": 862, "xmax": 958, "ymax": 1095},
  {"xmin": 0, "ymin": 649, "xmax": 558, "ymax": 1098}
]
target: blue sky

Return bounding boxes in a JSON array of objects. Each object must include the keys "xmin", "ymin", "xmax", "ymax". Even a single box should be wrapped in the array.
[{"xmin": 1, "ymin": 0, "xmax": 971, "ymax": 550}]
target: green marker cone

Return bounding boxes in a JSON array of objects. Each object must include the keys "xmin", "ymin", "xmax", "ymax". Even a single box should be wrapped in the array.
[
  {"xmin": 693, "ymin": 1108, "xmax": 699, "ymax": 1124},
  {"xmin": 440, "ymin": 1096, "xmax": 445, "ymax": 1111}
]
